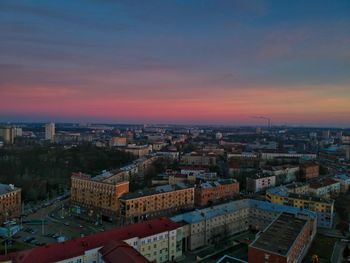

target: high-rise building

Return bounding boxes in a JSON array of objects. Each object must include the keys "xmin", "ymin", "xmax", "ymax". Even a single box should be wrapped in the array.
[
  {"xmin": 0, "ymin": 126, "xmax": 14, "ymax": 144},
  {"xmin": 342, "ymin": 136, "xmax": 350, "ymax": 161},
  {"xmin": 45, "ymin": 122, "xmax": 55, "ymax": 142}
]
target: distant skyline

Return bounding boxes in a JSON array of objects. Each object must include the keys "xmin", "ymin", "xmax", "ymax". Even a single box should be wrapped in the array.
[{"xmin": 1, "ymin": 0, "xmax": 350, "ymax": 127}]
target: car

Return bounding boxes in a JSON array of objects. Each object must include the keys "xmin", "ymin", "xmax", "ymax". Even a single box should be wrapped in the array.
[
  {"xmin": 24, "ymin": 237, "xmax": 35, "ymax": 243},
  {"xmin": 78, "ymin": 224, "xmax": 83, "ymax": 228},
  {"xmin": 64, "ymin": 222, "xmax": 70, "ymax": 226},
  {"xmin": 30, "ymin": 239, "xmax": 38, "ymax": 245}
]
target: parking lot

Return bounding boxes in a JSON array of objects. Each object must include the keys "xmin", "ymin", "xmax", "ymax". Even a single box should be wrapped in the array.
[{"xmin": 1, "ymin": 197, "xmax": 118, "ymax": 254}]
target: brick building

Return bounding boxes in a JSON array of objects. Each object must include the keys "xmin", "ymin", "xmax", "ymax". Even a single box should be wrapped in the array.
[
  {"xmin": 0, "ymin": 183, "xmax": 21, "ymax": 223},
  {"xmin": 194, "ymin": 179, "xmax": 239, "ymax": 207},
  {"xmin": 300, "ymin": 161, "xmax": 319, "ymax": 180},
  {"xmin": 248, "ymin": 213, "xmax": 315, "ymax": 263},
  {"xmin": 119, "ymin": 183, "xmax": 194, "ymax": 224},
  {"xmin": 70, "ymin": 172, "xmax": 129, "ymax": 221}
]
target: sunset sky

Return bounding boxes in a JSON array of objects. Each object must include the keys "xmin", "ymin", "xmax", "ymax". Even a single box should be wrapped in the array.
[{"xmin": 1, "ymin": 0, "xmax": 350, "ymax": 126}]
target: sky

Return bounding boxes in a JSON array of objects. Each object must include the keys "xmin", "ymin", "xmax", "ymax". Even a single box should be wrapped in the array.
[{"xmin": 0, "ymin": 0, "xmax": 350, "ymax": 127}]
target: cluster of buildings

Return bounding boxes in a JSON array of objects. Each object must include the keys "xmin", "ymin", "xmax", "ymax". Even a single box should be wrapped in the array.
[
  {"xmin": 0, "ymin": 199, "xmax": 317, "ymax": 263},
  {"xmin": 2, "ymin": 124, "xmax": 350, "ymax": 262}
]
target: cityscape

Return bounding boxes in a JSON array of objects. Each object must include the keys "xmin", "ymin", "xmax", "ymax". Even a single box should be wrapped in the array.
[{"xmin": 1, "ymin": 1, "xmax": 350, "ymax": 263}]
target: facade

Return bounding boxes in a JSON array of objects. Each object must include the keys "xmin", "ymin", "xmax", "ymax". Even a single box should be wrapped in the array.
[
  {"xmin": 110, "ymin": 136, "xmax": 127, "ymax": 147},
  {"xmin": 134, "ymin": 156, "xmax": 160, "ymax": 174},
  {"xmin": 248, "ymin": 213, "xmax": 316, "ymax": 263},
  {"xmin": 45, "ymin": 122, "xmax": 55, "ymax": 142},
  {"xmin": 70, "ymin": 172, "xmax": 129, "ymax": 220},
  {"xmin": 246, "ymin": 174, "xmax": 276, "ymax": 193},
  {"xmin": 263, "ymin": 165, "xmax": 299, "ymax": 185},
  {"xmin": 266, "ymin": 185, "xmax": 334, "ymax": 228},
  {"xmin": 0, "ymin": 126, "xmax": 15, "ymax": 144},
  {"xmin": 260, "ymin": 152, "xmax": 317, "ymax": 161},
  {"xmin": 1, "ymin": 218, "xmax": 183, "ymax": 263},
  {"xmin": 171, "ymin": 199, "xmax": 316, "ymax": 251},
  {"xmin": 309, "ymin": 178, "xmax": 341, "ymax": 198},
  {"xmin": 119, "ymin": 183, "xmax": 194, "ymax": 224},
  {"xmin": 168, "ymin": 174, "xmax": 196, "ymax": 185},
  {"xmin": 0, "ymin": 184, "xmax": 21, "ymax": 223},
  {"xmin": 181, "ymin": 152, "xmax": 217, "ymax": 166},
  {"xmin": 194, "ymin": 179, "xmax": 240, "ymax": 207},
  {"xmin": 125, "ymin": 145, "xmax": 150, "ymax": 157},
  {"xmin": 300, "ymin": 162, "xmax": 320, "ymax": 180},
  {"xmin": 334, "ymin": 174, "xmax": 350, "ymax": 193}
]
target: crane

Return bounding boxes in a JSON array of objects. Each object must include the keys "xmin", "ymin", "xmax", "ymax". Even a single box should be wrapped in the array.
[{"xmin": 252, "ymin": 116, "xmax": 271, "ymax": 129}]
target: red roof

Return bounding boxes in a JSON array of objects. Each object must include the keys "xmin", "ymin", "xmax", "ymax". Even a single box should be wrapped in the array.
[
  {"xmin": 1, "ymin": 218, "xmax": 179, "ymax": 263},
  {"xmin": 309, "ymin": 178, "xmax": 339, "ymax": 189},
  {"xmin": 99, "ymin": 241, "xmax": 150, "ymax": 263}
]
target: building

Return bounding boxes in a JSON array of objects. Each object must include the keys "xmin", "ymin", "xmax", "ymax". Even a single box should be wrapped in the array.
[
  {"xmin": 119, "ymin": 183, "xmax": 194, "ymax": 224},
  {"xmin": 246, "ymin": 174, "xmax": 276, "ymax": 193},
  {"xmin": 309, "ymin": 178, "xmax": 341, "ymax": 198},
  {"xmin": 248, "ymin": 213, "xmax": 316, "ymax": 263},
  {"xmin": 70, "ymin": 172, "xmax": 129, "ymax": 221},
  {"xmin": 263, "ymin": 164, "xmax": 299, "ymax": 185},
  {"xmin": 342, "ymin": 135, "xmax": 350, "ymax": 161},
  {"xmin": 168, "ymin": 174, "xmax": 196, "ymax": 185},
  {"xmin": 300, "ymin": 161, "xmax": 319, "ymax": 180},
  {"xmin": 98, "ymin": 240, "xmax": 149, "ymax": 263},
  {"xmin": 334, "ymin": 174, "xmax": 350, "ymax": 193},
  {"xmin": 0, "ymin": 218, "xmax": 183, "ymax": 263},
  {"xmin": 0, "ymin": 126, "xmax": 15, "ymax": 144},
  {"xmin": 194, "ymin": 179, "xmax": 239, "ymax": 207},
  {"xmin": 181, "ymin": 152, "xmax": 217, "ymax": 167},
  {"xmin": 45, "ymin": 122, "xmax": 55, "ymax": 142},
  {"xmin": 110, "ymin": 136, "xmax": 127, "ymax": 147},
  {"xmin": 260, "ymin": 151, "xmax": 317, "ymax": 161},
  {"xmin": 171, "ymin": 199, "xmax": 316, "ymax": 251},
  {"xmin": 125, "ymin": 145, "xmax": 150, "ymax": 157},
  {"xmin": 0, "ymin": 183, "xmax": 21, "ymax": 223},
  {"xmin": 266, "ymin": 185, "xmax": 334, "ymax": 228}
]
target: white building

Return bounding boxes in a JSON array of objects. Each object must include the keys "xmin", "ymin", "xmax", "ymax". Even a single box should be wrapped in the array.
[
  {"xmin": 45, "ymin": 122, "xmax": 55, "ymax": 142},
  {"xmin": 246, "ymin": 174, "xmax": 276, "ymax": 193}
]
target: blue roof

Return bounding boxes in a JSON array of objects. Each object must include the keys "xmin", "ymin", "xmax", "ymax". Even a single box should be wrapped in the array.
[{"xmin": 171, "ymin": 199, "xmax": 316, "ymax": 224}]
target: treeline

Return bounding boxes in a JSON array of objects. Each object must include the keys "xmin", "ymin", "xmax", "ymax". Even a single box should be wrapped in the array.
[{"xmin": 0, "ymin": 145, "xmax": 135, "ymax": 202}]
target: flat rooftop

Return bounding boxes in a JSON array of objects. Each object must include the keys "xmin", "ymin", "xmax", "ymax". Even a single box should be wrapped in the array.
[
  {"xmin": 120, "ymin": 183, "xmax": 193, "ymax": 200},
  {"xmin": 250, "ymin": 213, "xmax": 308, "ymax": 256}
]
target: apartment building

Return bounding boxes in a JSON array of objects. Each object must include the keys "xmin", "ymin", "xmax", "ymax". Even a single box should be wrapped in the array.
[
  {"xmin": 309, "ymin": 178, "xmax": 341, "ymax": 198},
  {"xmin": 125, "ymin": 145, "xmax": 150, "ymax": 157},
  {"xmin": 300, "ymin": 161, "xmax": 320, "ymax": 180},
  {"xmin": 248, "ymin": 213, "xmax": 315, "ymax": 263},
  {"xmin": 263, "ymin": 164, "xmax": 299, "ymax": 185},
  {"xmin": 110, "ymin": 136, "xmax": 127, "ymax": 147},
  {"xmin": 119, "ymin": 183, "xmax": 194, "ymax": 224},
  {"xmin": 0, "ymin": 184, "xmax": 21, "ymax": 223},
  {"xmin": 45, "ymin": 122, "xmax": 55, "ymax": 142},
  {"xmin": 0, "ymin": 218, "xmax": 183, "ymax": 263},
  {"xmin": 334, "ymin": 174, "xmax": 350, "ymax": 193},
  {"xmin": 266, "ymin": 185, "xmax": 334, "ymax": 228},
  {"xmin": 260, "ymin": 151, "xmax": 317, "ymax": 161},
  {"xmin": 194, "ymin": 179, "xmax": 239, "ymax": 207},
  {"xmin": 246, "ymin": 174, "xmax": 276, "ymax": 193},
  {"xmin": 171, "ymin": 199, "xmax": 316, "ymax": 251},
  {"xmin": 0, "ymin": 126, "xmax": 15, "ymax": 144},
  {"xmin": 70, "ymin": 172, "xmax": 129, "ymax": 220},
  {"xmin": 181, "ymin": 152, "xmax": 217, "ymax": 166}
]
